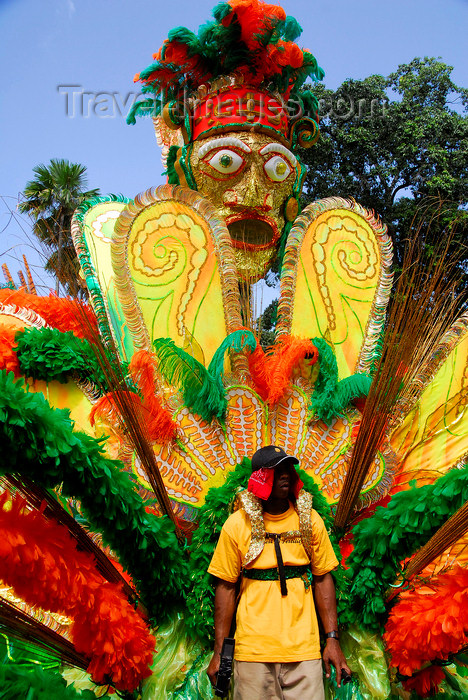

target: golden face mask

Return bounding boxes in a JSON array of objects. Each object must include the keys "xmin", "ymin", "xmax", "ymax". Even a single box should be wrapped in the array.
[{"xmin": 190, "ymin": 131, "xmax": 303, "ymax": 278}]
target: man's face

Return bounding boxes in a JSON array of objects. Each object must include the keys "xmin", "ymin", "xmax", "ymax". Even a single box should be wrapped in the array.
[
  {"xmin": 270, "ymin": 463, "xmax": 294, "ymax": 500},
  {"xmin": 190, "ymin": 131, "xmax": 301, "ymax": 278}
]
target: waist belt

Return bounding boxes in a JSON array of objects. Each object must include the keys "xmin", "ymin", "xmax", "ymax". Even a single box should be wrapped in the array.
[{"xmin": 243, "ymin": 564, "xmax": 313, "ymax": 592}]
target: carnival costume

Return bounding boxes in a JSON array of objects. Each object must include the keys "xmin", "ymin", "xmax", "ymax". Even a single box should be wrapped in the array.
[{"xmin": 0, "ymin": 0, "xmax": 467, "ymax": 698}]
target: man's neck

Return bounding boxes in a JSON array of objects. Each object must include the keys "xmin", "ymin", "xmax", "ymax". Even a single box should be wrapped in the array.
[{"xmin": 262, "ymin": 497, "xmax": 290, "ymax": 515}]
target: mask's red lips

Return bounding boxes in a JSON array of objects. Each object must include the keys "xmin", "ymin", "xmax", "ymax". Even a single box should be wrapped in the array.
[{"xmin": 226, "ymin": 213, "xmax": 279, "ymax": 250}]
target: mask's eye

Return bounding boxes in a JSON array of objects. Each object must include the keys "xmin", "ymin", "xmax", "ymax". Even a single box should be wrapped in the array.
[
  {"xmin": 264, "ymin": 155, "xmax": 291, "ymax": 182},
  {"xmin": 206, "ymin": 149, "xmax": 244, "ymax": 176}
]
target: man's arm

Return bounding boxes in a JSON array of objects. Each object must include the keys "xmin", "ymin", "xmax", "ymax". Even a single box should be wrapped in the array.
[
  {"xmin": 313, "ymin": 572, "xmax": 351, "ymax": 688},
  {"xmin": 207, "ymin": 578, "xmax": 237, "ymax": 688}
]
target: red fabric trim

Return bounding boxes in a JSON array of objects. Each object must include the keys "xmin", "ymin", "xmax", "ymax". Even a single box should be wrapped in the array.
[
  {"xmin": 192, "ymin": 87, "xmax": 290, "ymax": 141},
  {"xmin": 248, "ymin": 467, "xmax": 275, "ymax": 500},
  {"xmin": 248, "ymin": 467, "xmax": 303, "ymax": 500}
]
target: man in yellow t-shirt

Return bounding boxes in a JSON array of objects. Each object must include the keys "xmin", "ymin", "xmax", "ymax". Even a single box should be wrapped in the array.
[{"xmin": 207, "ymin": 445, "xmax": 350, "ymax": 700}]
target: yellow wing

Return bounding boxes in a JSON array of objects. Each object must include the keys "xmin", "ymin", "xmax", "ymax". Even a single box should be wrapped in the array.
[
  {"xmin": 72, "ymin": 196, "xmax": 132, "ymax": 359},
  {"xmin": 111, "ymin": 185, "xmax": 242, "ymax": 366},
  {"xmin": 277, "ymin": 198, "xmax": 393, "ymax": 379},
  {"xmin": 73, "ymin": 187, "xmax": 243, "ymax": 366},
  {"xmin": 389, "ymin": 311, "xmax": 468, "ymax": 491}
]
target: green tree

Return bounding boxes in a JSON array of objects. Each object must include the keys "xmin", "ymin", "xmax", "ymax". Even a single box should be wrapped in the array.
[
  {"xmin": 299, "ymin": 57, "xmax": 468, "ymax": 266},
  {"xmin": 19, "ymin": 159, "xmax": 99, "ymax": 296},
  {"xmin": 259, "ymin": 298, "xmax": 278, "ymax": 348}
]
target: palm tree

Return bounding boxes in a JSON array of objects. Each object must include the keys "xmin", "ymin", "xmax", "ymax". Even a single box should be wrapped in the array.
[{"xmin": 19, "ymin": 159, "xmax": 100, "ymax": 296}]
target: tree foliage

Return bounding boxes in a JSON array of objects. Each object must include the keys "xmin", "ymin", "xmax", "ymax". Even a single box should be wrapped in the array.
[
  {"xmin": 19, "ymin": 159, "xmax": 99, "ymax": 296},
  {"xmin": 298, "ymin": 57, "xmax": 468, "ymax": 266}
]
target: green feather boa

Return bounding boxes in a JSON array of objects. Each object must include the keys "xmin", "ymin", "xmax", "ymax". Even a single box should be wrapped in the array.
[
  {"xmin": 342, "ymin": 464, "xmax": 468, "ymax": 630},
  {"xmin": 311, "ymin": 337, "xmax": 372, "ymax": 423},
  {"xmin": 0, "ymin": 370, "xmax": 187, "ymax": 623},
  {"xmin": 14, "ymin": 326, "xmax": 130, "ymax": 393}
]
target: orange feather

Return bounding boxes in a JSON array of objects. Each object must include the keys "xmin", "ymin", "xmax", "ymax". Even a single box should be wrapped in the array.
[
  {"xmin": 384, "ymin": 565, "xmax": 468, "ymax": 692},
  {"xmin": 0, "ymin": 324, "xmax": 21, "ymax": 376},
  {"xmin": 128, "ymin": 350, "xmax": 178, "ymax": 444},
  {"xmin": 0, "ymin": 289, "xmax": 97, "ymax": 340},
  {"xmin": 246, "ymin": 341, "xmax": 270, "ymax": 401},
  {"xmin": 267, "ymin": 336, "xmax": 318, "ymax": 405},
  {"xmin": 0, "ymin": 490, "xmax": 154, "ymax": 691}
]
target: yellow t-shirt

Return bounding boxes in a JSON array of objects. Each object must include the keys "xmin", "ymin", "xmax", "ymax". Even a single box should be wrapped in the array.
[{"xmin": 208, "ymin": 504, "xmax": 338, "ymax": 662}]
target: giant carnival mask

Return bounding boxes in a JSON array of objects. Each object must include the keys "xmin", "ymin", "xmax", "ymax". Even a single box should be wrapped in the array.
[{"xmin": 129, "ymin": 6, "xmax": 322, "ymax": 277}]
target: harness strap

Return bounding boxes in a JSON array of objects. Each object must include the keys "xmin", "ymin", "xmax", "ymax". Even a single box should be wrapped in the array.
[
  {"xmin": 270, "ymin": 533, "xmax": 288, "ymax": 596},
  {"xmin": 243, "ymin": 564, "xmax": 313, "ymax": 591}
]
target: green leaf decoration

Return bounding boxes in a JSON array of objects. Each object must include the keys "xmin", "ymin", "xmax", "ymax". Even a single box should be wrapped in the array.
[
  {"xmin": 309, "ymin": 337, "xmax": 339, "ymax": 423},
  {"xmin": 342, "ymin": 463, "xmax": 468, "ymax": 631},
  {"xmin": 132, "ymin": 4, "xmax": 323, "ymax": 128},
  {"xmin": 0, "ymin": 370, "xmax": 187, "ymax": 623}
]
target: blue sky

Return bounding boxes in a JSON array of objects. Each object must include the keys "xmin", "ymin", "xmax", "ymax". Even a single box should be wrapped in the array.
[{"xmin": 1, "ymin": 0, "xmax": 467, "ymax": 294}]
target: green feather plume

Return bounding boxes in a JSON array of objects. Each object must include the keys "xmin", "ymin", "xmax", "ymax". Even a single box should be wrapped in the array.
[
  {"xmin": 310, "ymin": 338, "xmax": 371, "ymax": 423},
  {"xmin": 167, "ymin": 27, "xmax": 203, "ymax": 55},
  {"xmin": 126, "ymin": 97, "xmax": 160, "ymax": 125},
  {"xmin": 283, "ymin": 16, "xmax": 302, "ymax": 42},
  {"xmin": 336, "ymin": 374, "xmax": 373, "ymax": 409},
  {"xmin": 154, "ymin": 331, "xmax": 257, "ymax": 423},
  {"xmin": 154, "ymin": 338, "xmax": 226, "ymax": 422},
  {"xmin": 212, "ymin": 2, "xmax": 231, "ymax": 23},
  {"xmin": 207, "ymin": 329, "xmax": 257, "ymax": 378}
]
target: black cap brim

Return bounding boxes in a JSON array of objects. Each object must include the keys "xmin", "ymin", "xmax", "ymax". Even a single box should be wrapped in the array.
[{"xmin": 270, "ymin": 455, "xmax": 299, "ymax": 469}]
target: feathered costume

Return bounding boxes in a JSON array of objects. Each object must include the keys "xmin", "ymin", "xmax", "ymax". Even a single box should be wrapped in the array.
[{"xmin": 1, "ymin": 2, "xmax": 467, "ymax": 698}]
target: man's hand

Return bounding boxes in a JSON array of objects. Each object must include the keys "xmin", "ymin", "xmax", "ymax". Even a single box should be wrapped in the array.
[
  {"xmin": 207, "ymin": 579, "xmax": 237, "ymax": 688},
  {"xmin": 313, "ymin": 572, "xmax": 352, "ymax": 688},
  {"xmin": 322, "ymin": 638, "xmax": 351, "ymax": 688},
  {"xmin": 207, "ymin": 651, "xmax": 220, "ymax": 688}
]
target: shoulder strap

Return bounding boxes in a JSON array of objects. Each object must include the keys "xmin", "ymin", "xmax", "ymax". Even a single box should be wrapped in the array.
[
  {"xmin": 235, "ymin": 490, "xmax": 266, "ymax": 566},
  {"xmin": 296, "ymin": 490, "xmax": 314, "ymax": 560}
]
